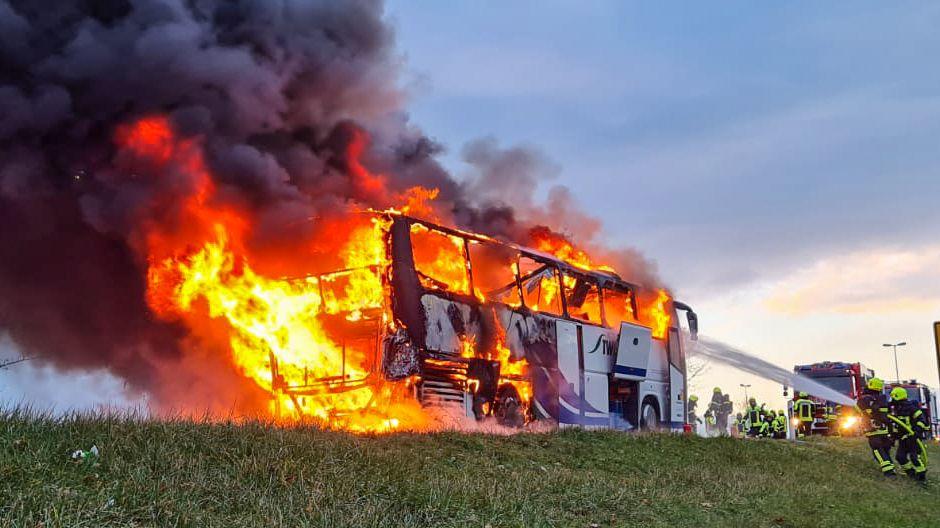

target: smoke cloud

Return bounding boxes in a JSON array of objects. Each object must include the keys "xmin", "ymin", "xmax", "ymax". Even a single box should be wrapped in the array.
[{"xmin": 0, "ymin": 0, "xmax": 661, "ymax": 410}]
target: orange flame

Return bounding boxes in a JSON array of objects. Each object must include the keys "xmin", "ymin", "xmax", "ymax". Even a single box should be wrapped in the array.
[
  {"xmin": 640, "ymin": 289, "xmax": 671, "ymax": 340},
  {"xmin": 529, "ymin": 226, "xmax": 615, "ymax": 272},
  {"xmin": 124, "ymin": 115, "xmax": 667, "ymax": 432}
]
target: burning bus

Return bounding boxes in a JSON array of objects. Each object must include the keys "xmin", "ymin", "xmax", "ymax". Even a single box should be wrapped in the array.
[
  {"xmin": 124, "ymin": 114, "xmax": 696, "ymax": 433},
  {"xmin": 155, "ymin": 211, "xmax": 698, "ymax": 432},
  {"xmin": 252, "ymin": 212, "xmax": 698, "ymax": 431}
]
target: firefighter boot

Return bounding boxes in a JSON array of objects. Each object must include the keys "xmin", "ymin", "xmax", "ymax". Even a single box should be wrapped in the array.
[{"xmin": 873, "ymin": 449, "xmax": 896, "ymax": 478}]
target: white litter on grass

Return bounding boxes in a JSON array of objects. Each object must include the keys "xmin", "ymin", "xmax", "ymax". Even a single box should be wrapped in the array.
[{"xmin": 70, "ymin": 444, "xmax": 101, "ymax": 463}]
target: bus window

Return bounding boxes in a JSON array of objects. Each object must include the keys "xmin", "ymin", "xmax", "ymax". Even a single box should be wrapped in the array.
[
  {"xmin": 468, "ymin": 240, "xmax": 520, "ymax": 306},
  {"xmin": 319, "ymin": 267, "xmax": 383, "ymax": 315},
  {"xmin": 602, "ymin": 285, "xmax": 636, "ymax": 327},
  {"xmin": 409, "ymin": 223, "xmax": 471, "ymax": 295},
  {"xmin": 562, "ymin": 272, "xmax": 602, "ymax": 324},
  {"xmin": 518, "ymin": 256, "xmax": 563, "ymax": 316}
]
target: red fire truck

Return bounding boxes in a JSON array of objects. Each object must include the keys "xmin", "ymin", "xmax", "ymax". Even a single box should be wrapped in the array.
[{"xmin": 792, "ymin": 361, "xmax": 874, "ymax": 436}]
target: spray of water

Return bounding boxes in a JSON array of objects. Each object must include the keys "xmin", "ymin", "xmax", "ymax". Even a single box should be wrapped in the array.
[{"xmin": 688, "ymin": 334, "xmax": 856, "ymax": 406}]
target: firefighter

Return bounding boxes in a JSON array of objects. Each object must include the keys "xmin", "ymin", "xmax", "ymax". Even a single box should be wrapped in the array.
[
  {"xmin": 888, "ymin": 387, "xmax": 929, "ymax": 482},
  {"xmin": 735, "ymin": 412, "xmax": 746, "ymax": 437},
  {"xmin": 773, "ymin": 410, "xmax": 787, "ymax": 439},
  {"xmin": 704, "ymin": 409, "xmax": 717, "ymax": 436},
  {"xmin": 855, "ymin": 377, "xmax": 896, "ymax": 477},
  {"xmin": 824, "ymin": 403, "xmax": 839, "ymax": 435},
  {"xmin": 688, "ymin": 395, "xmax": 700, "ymax": 426},
  {"xmin": 718, "ymin": 394, "xmax": 733, "ymax": 435},
  {"xmin": 746, "ymin": 398, "xmax": 763, "ymax": 437},
  {"xmin": 793, "ymin": 392, "xmax": 815, "ymax": 438},
  {"xmin": 760, "ymin": 410, "xmax": 774, "ymax": 438},
  {"xmin": 708, "ymin": 388, "xmax": 724, "ymax": 431}
]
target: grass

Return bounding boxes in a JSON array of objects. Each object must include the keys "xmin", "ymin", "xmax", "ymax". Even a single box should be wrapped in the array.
[{"xmin": 2, "ymin": 409, "xmax": 939, "ymax": 527}]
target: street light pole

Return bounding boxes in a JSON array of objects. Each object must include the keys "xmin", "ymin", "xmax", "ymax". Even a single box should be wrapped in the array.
[
  {"xmin": 739, "ymin": 383, "xmax": 751, "ymax": 404},
  {"xmin": 882, "ymin": 342, "xmax": 907, "ymax": 383}
]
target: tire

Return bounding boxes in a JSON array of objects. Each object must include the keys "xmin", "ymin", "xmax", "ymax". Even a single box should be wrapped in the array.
[
  {"xmin": 493, "ymin": 384, "xmax": 525, "ymax": 428},
  {"xmin": 640, "ymin": 399, "xmax": 661, "ymax": 431}
]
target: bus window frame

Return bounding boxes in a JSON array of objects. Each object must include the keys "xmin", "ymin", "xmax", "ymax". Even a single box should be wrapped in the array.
[
  {"xmin": 598, "ymin": 281, "xmax": 638, "ymax": 328},
  {"xmin": 407, "ymin": 221, "xmax": 475, "ymax": 300},
  {"xmin": 466, "ymin": 238, "xmax": 522, "ymax": 304},
  {"xmin": 395, "ymin": 215, "xmax": 644, "ymax": 325},
  {"xmin": 560, "ymin": 269, "xmax": 605, "ymax": 327},
  {"xmin": 516, "ymin": 257, "xmax": 566, "ymax": 317}
]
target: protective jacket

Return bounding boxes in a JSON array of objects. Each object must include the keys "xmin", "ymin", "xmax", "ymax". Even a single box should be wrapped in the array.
[
  {"xmin": 772, "ymin": 414, "xmax": 787, "ymax": 437},
  {"xmin": 794, "ymin": 398, "xmax": 814, "ymax": 422},
  {"xmin": 889, "ymin": 400, "xmax": 930, "ymax": 440},
  {"xmin": 889, "ymin": 399, "xmax": 929, "ymax": 481},
  {"xmin": 746, "ymin": 404, "xmax": 763, "ymax": 436},
  {"xmin": 856, "ymin": 389, "xmax": 896, "ymax": 476},
  {"xmin": 856, "ymin": 390, "xmax": 891, "ymax": 436}
]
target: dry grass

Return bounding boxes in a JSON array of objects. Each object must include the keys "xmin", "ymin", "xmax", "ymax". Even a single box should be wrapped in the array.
[{"xmin": 2, "ymin": 408, "xmax": 938, "ymax": 527}]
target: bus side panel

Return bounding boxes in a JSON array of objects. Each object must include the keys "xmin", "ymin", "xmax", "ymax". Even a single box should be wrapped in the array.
[
  {"xmin": 647, "ymin": 339, "xmax": 669, "ymax": 383},
  {"xmin": 556, "ymin": 320, "xmax": 581, "ymax": 427},
  {"xmin": 582, "ymin": 325, "xmax": 615, "ymax": 374},
  {"xmin": 496, "ymin": 307, "xmax": 562, "ymax": 425},
  {"xmin": 420, "ymin": 295, "xmax": 482, "ymax": 355},
  {"xmin": 555, "ymin": 320, "xmax": 610, "ymax": 427}
]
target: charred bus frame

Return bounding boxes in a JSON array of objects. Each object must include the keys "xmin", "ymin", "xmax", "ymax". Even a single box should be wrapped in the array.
[{"xmin": 273, "ymin": 213, "xmax": 698, "ymax": 430}]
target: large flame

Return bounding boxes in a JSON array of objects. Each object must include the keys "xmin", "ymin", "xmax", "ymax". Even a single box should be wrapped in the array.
[{"xmin": 126, "ymin": 115, "xmax": 671, "ymax": 432}]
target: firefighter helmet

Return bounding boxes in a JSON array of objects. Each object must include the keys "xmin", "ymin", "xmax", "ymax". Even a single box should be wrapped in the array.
[
  {"xmin": 713, "ymin": 387, "xmax": 722, "ymax": 393},
  {"xmin": 689, "ymin": 395, "xmax": 698, "ymax": 402},
  {"xmin": 799, "ymin": 391, "xmax": 808, "ymax": 398},
  {"xmin": 748, "ymin": 397, "xmax": 756, "ymax": 406},
  {"xmin": 866, "ymin": 377, "xmax": 884, "ymax": 391},
  {"xmin": 890, "ymin": 387, "xmax": 908, "ymax": 401}
]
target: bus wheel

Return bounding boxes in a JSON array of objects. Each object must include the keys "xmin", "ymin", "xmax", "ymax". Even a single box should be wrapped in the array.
[
  {"xmin": 494, "ymin": 384, "xmax": 525, "ymax": 428},
  {"xmin": 640, "ymin": 399, "xmax": 660, "ymax": 431}
]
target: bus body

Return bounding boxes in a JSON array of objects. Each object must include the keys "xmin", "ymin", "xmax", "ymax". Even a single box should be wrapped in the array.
[
  {"xmin": 276, "ymin": 213, "xmax": 697, "ymax": 430},
  {"xmin": 792, "ymin": 361, "xmax": 873, "ymax": 435}
]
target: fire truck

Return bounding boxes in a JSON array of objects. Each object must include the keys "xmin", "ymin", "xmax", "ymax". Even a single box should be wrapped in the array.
[
  {"xmin": 792, "ymin": 361, "xmax": 874, "ymax": 435},
  {"xmin": 884, "ymin": 381, "xmax": 939, "ymax": 439}
]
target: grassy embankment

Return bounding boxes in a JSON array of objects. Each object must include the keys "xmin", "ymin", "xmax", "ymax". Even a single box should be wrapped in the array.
[{"xmin": 2, "ymin": 409, "xmax": 939, "ymax": 527}]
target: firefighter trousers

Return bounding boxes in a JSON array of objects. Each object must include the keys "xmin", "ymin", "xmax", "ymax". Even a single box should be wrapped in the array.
[
  {"xmin": 896, "ymin": 437, "xmax": 927, "ymax": 481},
  {"xmin": 867, "ymin": 433, "xmax": 895, "ymax": 476},
  {"xmin": 797, "ymin": 421, "xmax": 812, "ymax": 438}
]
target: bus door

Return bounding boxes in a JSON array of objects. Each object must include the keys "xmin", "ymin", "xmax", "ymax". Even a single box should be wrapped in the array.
[
  {"xmin": 667, "ymin": 327, "xmax": 685, "ymax": 424},
  {"xmin": 556, "ymin": 320, "xmax": 610, "ymax": 428}
]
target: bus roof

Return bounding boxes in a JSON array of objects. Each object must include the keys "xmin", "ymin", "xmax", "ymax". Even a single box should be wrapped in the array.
[{"xmin": 391, "ymin": 213, "xmax": 640, "ymax": 292}]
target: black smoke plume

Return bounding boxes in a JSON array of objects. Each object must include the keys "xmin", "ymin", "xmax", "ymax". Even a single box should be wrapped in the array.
[{"xmin": 0, "ymin": 0, "xmax": 659, "ymax": 408}]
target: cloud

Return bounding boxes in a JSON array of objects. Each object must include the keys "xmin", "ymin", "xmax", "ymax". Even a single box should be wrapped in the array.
[
  {"xmin": 763, "ymin": 245, "xmax": 940, "ymax": 315},
  {"xmin": 602, "ymin": 92, "xmax": 940, "ymax": 298}
]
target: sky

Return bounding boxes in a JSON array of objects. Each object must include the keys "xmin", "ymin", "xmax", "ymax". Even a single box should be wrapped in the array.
[
  {"xmin": 3, "ymin": 1, "xmax": 939, "ymax": 413},
  {"xmin": 382, "ymin": 1, "xmax": 940, "ymax": 409}
]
